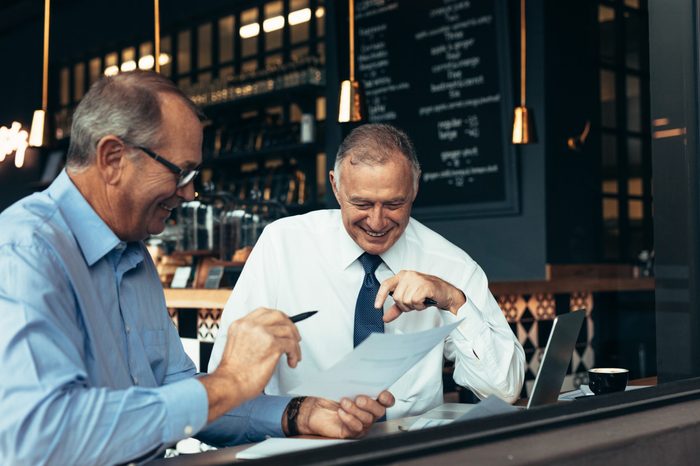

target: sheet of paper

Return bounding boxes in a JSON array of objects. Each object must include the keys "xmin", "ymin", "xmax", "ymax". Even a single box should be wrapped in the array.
[
  {"xmin": 289, "ymin": 320, "xmax": 462, "ymax": 400},
  {"xmin": 235, "ymin": 438, "xmax": 353, "ymax": 460}
]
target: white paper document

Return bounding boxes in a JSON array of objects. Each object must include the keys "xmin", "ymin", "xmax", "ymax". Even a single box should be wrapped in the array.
[
  {"xmin": 289, "ymin": 320, "xmax": 463, "ymax": 400},
  {"xmin": 236, "ymin": 438, "xmax": 353, "ymax": 460}
]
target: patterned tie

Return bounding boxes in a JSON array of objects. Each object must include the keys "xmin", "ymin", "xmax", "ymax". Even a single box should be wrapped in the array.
[{"xmin": 353, "ymin": 253, "xmax": 384, "ymax": 347}]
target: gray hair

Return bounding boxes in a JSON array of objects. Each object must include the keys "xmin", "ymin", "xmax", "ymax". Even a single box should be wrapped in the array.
[
  {"xmin": 333, "ymin": 123, "xmax": 421, "ymax": 190},
  {"xmin": 66, "ymin": 70, "xmax": 204, "ymax": 171}
]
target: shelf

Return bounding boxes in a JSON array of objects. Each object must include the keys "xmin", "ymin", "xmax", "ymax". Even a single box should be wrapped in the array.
[
  {"xmin": 203, "ymin": 142, "xmax": 321, "ymax": 165},
  {"xmin": 200, "ymin": 83, "xmax": 324, "ymax": 114},
  {"xmin": 163, "ymin": 288, "xmax": 231, "ymax": 309}
]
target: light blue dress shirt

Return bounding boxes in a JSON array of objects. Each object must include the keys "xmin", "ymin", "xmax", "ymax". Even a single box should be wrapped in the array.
[{"xmin": 0, "ymin": 171, "xmax": 289, "ymax": 465}]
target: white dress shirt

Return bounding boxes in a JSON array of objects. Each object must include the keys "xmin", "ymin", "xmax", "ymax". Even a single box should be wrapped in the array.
[{"xmin": 209, "ymin": 210, "xmax": 525, "ymax": 419}]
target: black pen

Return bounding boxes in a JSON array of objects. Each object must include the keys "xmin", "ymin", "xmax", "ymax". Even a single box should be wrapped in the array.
[
  {"xmin": 388, "ymin": 292, "xmax": 437, "ymax": 306},
  {"xmin": 289, "ymin": 310, "xmax": 318, "ymax": 323}
]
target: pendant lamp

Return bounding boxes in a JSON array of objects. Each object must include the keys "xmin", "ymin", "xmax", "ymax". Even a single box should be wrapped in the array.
[
  {"xmin": 512, "ymin": 0, "xmax": 534, "ymax": 144},
  {"xmin": 338, "ymin": 0, "xmax": 365, "ymax": 123},
  {"xmin": 29, "ymin": 0, "xmax": 51, "ymax": 148}
]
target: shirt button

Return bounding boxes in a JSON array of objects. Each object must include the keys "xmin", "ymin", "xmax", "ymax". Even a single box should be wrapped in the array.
[
  {"xmin": 125, "ymin": 326, "xmax": 131, "ymax": 333},
  {"xmin": 132, "ymin": 376, "xmax": 139, "ymax": 385},
  {"xmin": 184, "ymin": 425, "xmax": 193, "ymax": 436}
]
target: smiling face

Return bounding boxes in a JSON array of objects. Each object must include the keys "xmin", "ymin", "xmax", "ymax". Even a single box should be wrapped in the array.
[
  {"xmin": 330, "ymin": 154, "xmax": 417, "ymax": 255},
  {"xmin": 117, "ymin": 94, "xmax": 203, "ymax": 241}
]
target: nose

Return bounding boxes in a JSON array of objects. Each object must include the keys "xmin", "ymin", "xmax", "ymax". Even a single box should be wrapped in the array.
[
  {"xmin": 366, "ymin": 205, "xmax": 387, "ymax": 231},
  {"xmin": 176, "ymin": 180, "xmax": 196, "ymax": 202}
]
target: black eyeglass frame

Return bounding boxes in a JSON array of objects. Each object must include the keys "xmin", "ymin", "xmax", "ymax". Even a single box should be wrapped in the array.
[{"xmin": 134, "ymin": 145, "xmax": 201, "ymax": 188}]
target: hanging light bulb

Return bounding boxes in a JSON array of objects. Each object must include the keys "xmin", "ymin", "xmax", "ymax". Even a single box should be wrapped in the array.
[
  {"xmin": 29, "ymin": 0, "xmax": 51, "ymax": 147},
  {"xmin": 512, "ymin": 107, "xmax": 532, "ymax": 144},
  {"xmin": 15, "ymin": 129, "xmax": 29, "ymax": 168},
  {"xmin": 28, "ymin": 110, "xmax": 46, "ymax": 147},
  {"xmin": 512, "ymin": 0, "xmax": 534, "ymax": 144},
  {"xmin": 338, "ymin": 0, "xmax": 365, "ymax": 123},
  {"xmin": 338, "ymin": 80, "xmax": 364, "ymax": 123}
]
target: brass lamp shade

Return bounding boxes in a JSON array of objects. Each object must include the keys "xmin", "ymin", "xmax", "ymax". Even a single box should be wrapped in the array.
[
  {"xmin": 338, "ymin": 79, "xmax": 365, "ymax": 123},
  {"xmin": 512, "ymin": 106, "xmax": 533, "ymax": 144},
  {"xmin": 30, "ymin": 0, "xmax": 51, "ymax": 148}
]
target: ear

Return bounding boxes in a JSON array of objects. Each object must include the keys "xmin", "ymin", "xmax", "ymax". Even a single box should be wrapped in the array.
[
  {"xmin": 329, "ymin": 170, "xmax": 341, "ymax": 204},
  {"xmin": 412, "ymin": 170, "xmax": 421, "ymax": 201},
  {"xmin": 95, "ymin": 135, "xmax": 128, "ymax": 185}
]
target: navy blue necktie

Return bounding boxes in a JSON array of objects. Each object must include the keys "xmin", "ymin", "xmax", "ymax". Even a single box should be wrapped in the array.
[{"xmin": 353, "ymin": 253, "xmax": 384, "ymax": 347}]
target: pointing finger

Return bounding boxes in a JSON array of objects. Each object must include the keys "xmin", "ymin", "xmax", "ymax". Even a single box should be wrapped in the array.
[
  {"xmin": 375, "ymin": 275, "xmax": 399, "ymax": 309},
  {"xmin": 383, "ymin": 304, "xmax": 403, "ymax": 323}
]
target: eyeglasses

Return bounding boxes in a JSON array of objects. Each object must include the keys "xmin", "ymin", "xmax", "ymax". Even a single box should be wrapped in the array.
[{"xmin": 134, "ymin": 145, "xmax": 200, "ymax": 188}]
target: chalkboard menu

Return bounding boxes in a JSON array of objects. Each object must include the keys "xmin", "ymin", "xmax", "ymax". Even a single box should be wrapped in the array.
[{"xmin": 355, "ymin": 0, "xmax": 518, "ymax": 218}]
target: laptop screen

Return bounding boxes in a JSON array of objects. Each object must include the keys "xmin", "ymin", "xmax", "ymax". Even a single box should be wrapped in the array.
[{"xmin": 526, "ymin": 310, "xmax": 586, "ymax": 409}]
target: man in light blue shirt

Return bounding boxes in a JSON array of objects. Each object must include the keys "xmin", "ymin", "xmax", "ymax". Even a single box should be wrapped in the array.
[{"xmin": 0, "ymin": 71, "xmax": 393, "ymax": 465}]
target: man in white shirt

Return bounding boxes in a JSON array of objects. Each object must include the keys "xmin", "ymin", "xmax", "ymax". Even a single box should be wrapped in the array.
[{"xmin": 210, "ymin": 123, "xmax": 525, "ymax": 420}]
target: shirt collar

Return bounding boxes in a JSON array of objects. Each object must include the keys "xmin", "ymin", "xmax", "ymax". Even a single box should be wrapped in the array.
[
  {"xmin": 47, "ymin": 170, "xmax": 122, "ymax": 267},
  {"xmin": 379, "ymin": 227, "xmax": 407, "ymax": 275},
  {"xmin": 337, "ymin": 218, "xmax": 366, "ymax": 270},
  {"xmin": 335, "ymin": 212, "xmax": 408, "ymax": 273}
]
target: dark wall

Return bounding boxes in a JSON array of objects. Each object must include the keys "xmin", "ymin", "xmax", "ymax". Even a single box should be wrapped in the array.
[
  {"xmin": 648, "ymin": 0, "xmax": 700, "ymax": 382},
  {"xmin": 543, "ymin": 0, "xmax": 602, "ymax": 264}
]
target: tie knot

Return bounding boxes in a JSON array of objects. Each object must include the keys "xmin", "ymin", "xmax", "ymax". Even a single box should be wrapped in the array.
[{"xmin": 358, "ymin": 253, "xmax": 382, "ymax": 274}]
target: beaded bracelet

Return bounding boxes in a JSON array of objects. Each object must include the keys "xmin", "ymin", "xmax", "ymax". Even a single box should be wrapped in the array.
[{"xmin": 286, "ymin": 396, "xmax": 307, "ymax": 437}]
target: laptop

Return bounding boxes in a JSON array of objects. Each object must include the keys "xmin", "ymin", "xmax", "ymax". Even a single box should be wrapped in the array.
[
  {"xmin": 406, "ymin": 310, "xmax": 586, "ymax": 430},
  {"xmin": 526, "ymin": 309, "xmax": 586, "ymax": 408}
]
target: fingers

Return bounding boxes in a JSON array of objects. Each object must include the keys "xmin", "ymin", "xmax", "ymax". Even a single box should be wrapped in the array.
[
  {"xmin": 377, "ymin": 390, "xmax": 396, "ymax": 408},
  {"xmin": 341, "ymin": 398, "xmax": 375, "ymax": 426},
  {"xmin": 383, "ymin": 304, "xmax": 402, "ymax": 323},
  {"xmin": 266, "ymin": 322, "xmax": 302, "ymax": 341},
  {"xmin": 238, "ymin": 307, "xmax": 303, "ymax": 342},
  {"xmin": 252, "ymin": 308, "xmax": 303, "ymax": 338},
  {"xmin": 335, "ymin": 395, "xmax": 390, "ymax": 438},
  {"xmin": 276, "ymin": 335, "xmax": 302, "ymax": 368},
  {"xmin": 381, "ymin": 271, "xmax": 451, "ymax": 321},
  {"xmin": 375, "ymin": 275, "xmax": 399, "ymax": 309},
  {"xmin": 225, "ymin": 307, "xmax": 303, "ymax": 368},
  {"xmin": 352, "ymin": 396, "xmax": 386, "ymax": 419},
  {"xmin": 391, "ymin": 282, "xmax": 431, "ymax": 311},
  {"xmin": 337, "ymin": 405, "xmax": 367, "ymax": 437}
]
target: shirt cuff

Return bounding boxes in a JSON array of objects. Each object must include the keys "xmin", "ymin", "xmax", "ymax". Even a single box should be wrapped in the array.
[
  {"xmin": 441, "ymin": 297, "xmax": 488, "ymax": 345},
  {"xmin": 245, "ymin": 394, "xmax": 292, "ymax": 440},
  {"xmin": 158, "ymin": 377, "xmax": 209, "ymax": 444}
]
